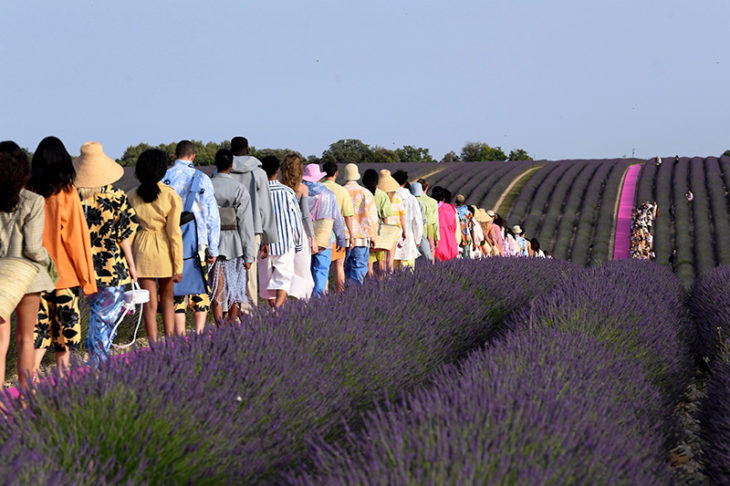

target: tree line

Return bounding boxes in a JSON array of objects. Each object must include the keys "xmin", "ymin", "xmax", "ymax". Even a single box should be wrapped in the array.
[{"xmin": 115, "ymin": 139, "xmax": 534, "ymax": 166}]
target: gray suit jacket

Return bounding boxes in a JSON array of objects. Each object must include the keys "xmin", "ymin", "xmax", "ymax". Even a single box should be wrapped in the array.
[
  {"xmin": 0, "ymin": 189, "xmax": 56, "ymax": 293},
  {"xmin": 211, "ymin": 173, "xmax": 256, "ymax": 263}
]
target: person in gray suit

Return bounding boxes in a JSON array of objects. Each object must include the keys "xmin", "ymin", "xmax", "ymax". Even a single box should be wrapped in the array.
[
  {"xmin": 229, "ymin": 137, "xmax": 276, "ymax": 309},
  {"xmin": 210, "ymin": 149, "xmax": 256, "ymax": 324}
]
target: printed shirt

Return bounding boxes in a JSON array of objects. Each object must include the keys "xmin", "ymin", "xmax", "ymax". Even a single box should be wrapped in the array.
[
  {"xmin": 373, "ymin": 188, "xmax": 393, "ymax": 222},
  {"xmin": 303, "ymin": 181, "xmax": 346, "ymax": 247},
  {"xmin": 80, "ymin": 186, "xmax": 139, "ymax": 288},
  {"xmin": 385, "ymin": 192, "xmax": 405, "ymax": 227},
  {"xmin": 322, "ymin": 180, "xmax": 355, "ymax": 218},
  {"xmin": 268, "ymin": 180, "xmax": 303, "ymax": 255},
  {"xmin": 344, "ymin": 181, "xmax": 378, "ymax": 241},
  {"xmin": 163, "ymin": 160, "xmax": 220, "ymax": 256}
]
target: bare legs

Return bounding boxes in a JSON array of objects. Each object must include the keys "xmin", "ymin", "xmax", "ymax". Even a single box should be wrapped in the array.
[
  {"xmin": 16, "ymin": 293, "xmax": 40, "ymax": 388},
  {"xmin": 138, "ymin": 277, "xmax": 176, "ymax": 342}
]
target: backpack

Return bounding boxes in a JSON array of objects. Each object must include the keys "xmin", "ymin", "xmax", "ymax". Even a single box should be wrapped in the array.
[{"xmin": 173, "ymin": 172, "xmax": 210, "ymax": 297}]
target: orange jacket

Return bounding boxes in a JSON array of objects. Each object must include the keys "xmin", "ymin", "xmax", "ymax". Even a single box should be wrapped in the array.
[{"xmin": 42, "ymin": 187, "xmax": 97, "ymax": 295}]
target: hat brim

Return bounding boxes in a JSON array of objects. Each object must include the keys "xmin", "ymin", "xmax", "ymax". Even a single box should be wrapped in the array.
[
  {"xmin": 377, "ymin": 177, "xmax": 400, "ymax": 192},
  {"xmin": 73, "ymin": 155, "xmax": 124, "ymax": 188},
  {"xmin": 303, "ymin": 170, "xmax": 327, "ymax": 182}
]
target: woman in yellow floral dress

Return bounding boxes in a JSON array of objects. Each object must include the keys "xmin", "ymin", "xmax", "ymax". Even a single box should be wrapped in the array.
[{"xmin": 74, "ymin": 142, "xmax": 139, "ymax": 363}]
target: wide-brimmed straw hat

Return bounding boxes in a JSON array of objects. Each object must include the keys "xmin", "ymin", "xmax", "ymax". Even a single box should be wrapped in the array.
[
  {"xmin": 377, "ymin": 169, "xmax": 400, "ymax": 192},
  {"xmin": 344, "ymin": 163, "xmax": 360, "ymax": 181},
  {"xmin": 486, "ymin": 209, "xmax": 496, "ymax": 219},
  {"xmin": 303, "ymin": 164, "xmax": 327, "ymax": 183},
  {"xmin": 455, "ymin": 194, "xmax": 465, "ymax": 205},
  {"xmin": 474, "ymin": 208, "xmax": 491, "ymax": 223},
  {"xmin": 410, "ymin": 182, "xmax": 425, "ymax": 197},
  {"xmin": 512, "ymin": 225, "xmax": 523, "ymax": 235},
  {"xmin": 73, "ymin": 142, "xmax": 124, "ymax": 188}
]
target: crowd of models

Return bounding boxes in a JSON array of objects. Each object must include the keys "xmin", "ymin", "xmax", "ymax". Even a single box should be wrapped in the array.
[
  {"xmin": 631, "ymin": 201, "xmax": 658, "ymax": 260},
  {"xmin": 0, "ymin": 137, "xmax": 547, "ymax": 389}
]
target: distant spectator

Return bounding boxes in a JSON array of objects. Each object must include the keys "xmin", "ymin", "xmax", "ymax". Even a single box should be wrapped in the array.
[
  {"xmin": 685, "ymin": 190, "xmax": 694, "ymax": 202},
  {"xmin": 655, "ymin": 156, "xmax": 662, "ymax": 167}
]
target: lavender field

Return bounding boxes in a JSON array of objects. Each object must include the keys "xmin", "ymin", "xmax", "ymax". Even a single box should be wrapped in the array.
[{"xmin": 2, "ymin": 258, "xmax": 729, "ymax": 484}]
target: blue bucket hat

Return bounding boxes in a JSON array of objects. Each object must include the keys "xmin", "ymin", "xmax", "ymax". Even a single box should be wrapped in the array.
[{"xmin": 410, "ymin": 182, "xmax": 425, "ymax": 197}]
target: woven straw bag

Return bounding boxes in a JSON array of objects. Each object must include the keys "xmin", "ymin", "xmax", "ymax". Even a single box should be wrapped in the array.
[{"xmin": 313, "ymin": 218, "xmax": 334, "ymax": 249}]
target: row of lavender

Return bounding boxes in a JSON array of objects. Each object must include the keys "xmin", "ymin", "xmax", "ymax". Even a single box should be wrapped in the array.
[
  {"xmin": 691, "ymin": 266, "xmax": 730, "ymax": 482},
  {"xmin": 292, "ymin": 260, "xmax": 693, "ymax": 484},
  {"xmin": 636, "ymin": 156, "xmax": 730, "ymax": 286},
  {"xmin": 0, "ymin": 258, "xmax": 571, "ymax": 484}
]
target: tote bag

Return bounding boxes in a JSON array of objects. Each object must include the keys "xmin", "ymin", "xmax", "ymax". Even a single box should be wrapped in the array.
[{"xmin": 174, "ymin": 172, "xmax": 210, "ymax": 297}]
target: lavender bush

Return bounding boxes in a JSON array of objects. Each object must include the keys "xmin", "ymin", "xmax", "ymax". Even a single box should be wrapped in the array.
[
  {"xmin": 699, "ymin": 337, "xmax": 730, "ymax": 483},
  {"xmin": 292, "ymin": 259, "xmax": 684, "ymax": 484},
  {"xmin": 693, "ymin": 266, "xmax": 730, "ymax": 481},
  {"xmin": 293, "ymin": 327, "xmax": 669, "ymax": 485},
  {"xmin": 0, "ymin": 258, "xmax": 572, "ymax": 484},
  {"xmin": 502, "ymin": 259, "xmax": 693, "ymax": 401},
  {"xmin": 689, "ymin": 264, "xmax": 730, "ymax": 362}
]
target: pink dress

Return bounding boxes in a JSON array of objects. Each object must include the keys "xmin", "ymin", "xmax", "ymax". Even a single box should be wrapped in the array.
[{"xmin": 435, "ymin": 203, "xmax": 458, "ymax": 261}]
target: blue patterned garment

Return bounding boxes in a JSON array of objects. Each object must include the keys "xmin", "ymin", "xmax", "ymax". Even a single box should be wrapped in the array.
[
  {"xmin": 86, "ymin": 285, "xmax": 126, "ymax": 364},
  {"xmin": 163, "ymin": 160, "xmax": 221, "ymax": 257}
]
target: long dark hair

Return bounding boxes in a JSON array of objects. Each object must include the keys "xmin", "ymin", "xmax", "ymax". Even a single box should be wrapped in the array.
[
  {"xmin": 362, "ymin": 169, "xmax": 379, "ymax": 194},
  {"xmin": 135, "ymin": 149, "xmax": 169, "ymax": 203},
  {"xmin": 28, "ymin": 136, "xmax": 75, "ymax": 198},
  {"xmin": 0, "ymin": 141, "xmax": 30, "ymax": 212}
]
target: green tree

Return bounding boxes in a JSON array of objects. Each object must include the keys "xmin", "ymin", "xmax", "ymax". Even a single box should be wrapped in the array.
[
  {"xmin": 118, "ymin": 142, "xmax": 154, "ymax": 166},
  {"xmin": 440, "ymin": 151, "xmax": 460, "ymax": 162},
  {"xmin": 321, "ymin": 139, "xmax": 372, "ymax": 165},
  {"xmin": 460, "ymin": 142, "xmax": 507, "ymax": 162},
  {"xmin": 306, "ymin": 155, "xmax": 321, "ymax": 165},
  {"xmin": 723, "ymin": 150, "xmax": 730, "ymax": 157},
  {"xmin": 366, "ymin": 146, "xmax": 400, "ymax": 163},
  {"xmin": 395, "ymin": 145, "xmax": 433, "ymax": 162},
  {"xmin": 250, "ymin": 148, "xmax": 303, "ymax": 162},
  {"xmin": 508, "ymin": 148, "xmax": 533, "ymax": 161}
]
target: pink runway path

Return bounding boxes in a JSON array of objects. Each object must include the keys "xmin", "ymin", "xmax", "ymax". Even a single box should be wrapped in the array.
[{"xmin": 613, "ymin": 164, "xmax": 641, "ymax": 260}]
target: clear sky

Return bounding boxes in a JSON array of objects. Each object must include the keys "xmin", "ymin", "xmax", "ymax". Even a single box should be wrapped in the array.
[{"xmin": 2, "ymin": 0, "xmax": 729, "ymax": 161}]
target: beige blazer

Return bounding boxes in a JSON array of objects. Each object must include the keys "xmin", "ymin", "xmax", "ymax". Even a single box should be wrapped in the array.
[{"xmin": 0, "ymin": 189, "xmax": 56, "ymax": 293}]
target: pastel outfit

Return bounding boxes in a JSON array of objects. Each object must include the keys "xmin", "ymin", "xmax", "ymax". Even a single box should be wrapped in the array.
[
  {"xmin": 79, "ymin": 185, "xmax": 139, "ymax": 362},
  {"xmin": 304, "ymin": 181, "xmax": 345, "ymax": 296},
  {"xmin": 344, "ymin": 182, "xmax": 378, "ymax": 285},
  {"xmin": 435, "ymin": 202, "xmax": 459, "ymax": 262},
  {"xmin": 128, "ymin": 183, "xmax": 184, "ymax": 278},
  {"xmin": 323, "ymin": 180, "xmax": 354, "ymax": 262},
  {"xmin": 394, "ymin": 187, "xmax": 424, "ymax": 263},
  {"xmin": 370, "ymin": 188, "xmax": 394, "ymax": 264},
  {"xmin": 35, "ymin": 187, "xmax": 97, "ymax": 352},
  {"xmin": 258, "ymin": 180, "xmax": 303, "ymax": 300},
  {"xmin": 0, "ymin": 189, "xmax": 56, "ymax": 294}
]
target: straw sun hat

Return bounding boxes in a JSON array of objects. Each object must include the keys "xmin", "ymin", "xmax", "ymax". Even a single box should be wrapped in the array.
[
  {"xmin": 73, "ymin": 142, "xmax": 124, "ymax": 188},
  {"xmin": 474, "ymin": 208, "xmax": 492, "ymax": 223},
  {"xmin": 512, "ymin": 225, "xmax": 524, "ymax": 235},
  {"xmin": 377, "ymin": 169, "xmax": 400, "ymax": 192}
]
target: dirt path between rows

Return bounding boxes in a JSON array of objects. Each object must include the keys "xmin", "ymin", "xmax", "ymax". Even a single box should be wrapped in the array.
[
  {"xmin": 493, "ymin": 166, "xmax": 541, "ymax": 213},
  {"xmin": 410, "ymin": 166, "xmax": 447, "ymax": 184}
]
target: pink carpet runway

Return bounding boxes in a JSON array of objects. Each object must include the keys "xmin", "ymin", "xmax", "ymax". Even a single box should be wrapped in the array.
[{"xmin": 613, "ymin": 164, "xmax": 641, "ymax": 260}]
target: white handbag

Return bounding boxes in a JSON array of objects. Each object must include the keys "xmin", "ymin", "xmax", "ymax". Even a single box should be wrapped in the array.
[{"xmin": 112, "ymin": 281, "xmax": 149, "ymax": 349}]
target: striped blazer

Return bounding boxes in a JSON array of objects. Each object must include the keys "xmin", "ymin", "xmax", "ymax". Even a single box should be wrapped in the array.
[{"xmin": 268, "ymin": 180, "xmax": 303, "ymax": 256}]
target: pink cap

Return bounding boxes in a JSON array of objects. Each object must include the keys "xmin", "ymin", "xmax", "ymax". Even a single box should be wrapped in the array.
[{"xmin": 303, "ymin": 164, "xmax": 327, "ymax": 182}]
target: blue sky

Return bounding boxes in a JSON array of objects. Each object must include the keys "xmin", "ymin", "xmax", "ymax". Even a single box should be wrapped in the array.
[{"xmin": 2, "ymin": 0, "xmax": 729, "ymax": 160}]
